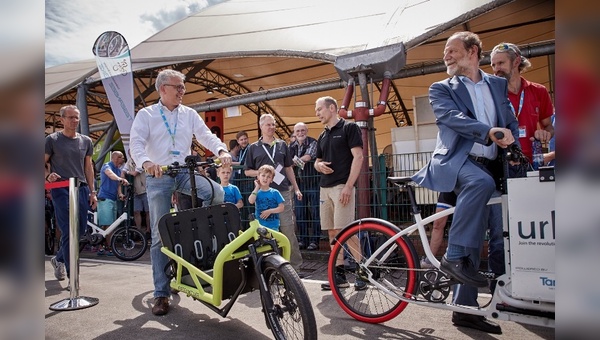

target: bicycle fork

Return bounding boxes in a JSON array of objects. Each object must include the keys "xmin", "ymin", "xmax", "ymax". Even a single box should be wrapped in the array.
[{"xmin": 248, "ymin": 227, "xmax": 286, "ymax": 330}]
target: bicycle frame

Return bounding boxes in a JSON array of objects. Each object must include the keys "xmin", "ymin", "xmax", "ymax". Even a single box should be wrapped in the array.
[
  {"xmin": 85, "ymin": 184, "xmax": 134, "ymax": 241},
  {"xmin": 86, "ymin": 210, "xmax": 129, "ymax": 239},
  {"xmin": 161, "ymin": 216, "xmax": 291, "ymax": 316},
  {"xmin": 365, "ymin": 196, "xmax": 502, "ymax": 274}
]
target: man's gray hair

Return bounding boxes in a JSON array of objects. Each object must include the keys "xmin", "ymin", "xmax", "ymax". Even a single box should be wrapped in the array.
[
  {"xmin": 259, "ymin": 113, "xmax": 275, "ymax": 126},
  {"xmin": 59, "ymin": 105, "xmax": 79, "ymax": 117},
  {"xmin": 155, "ymin": 69, "xmax": 186, "ymax": 92}
]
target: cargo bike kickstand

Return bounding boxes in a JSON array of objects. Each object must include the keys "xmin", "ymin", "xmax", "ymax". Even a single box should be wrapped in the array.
[{"xmin": 157, "ymin": 155, "xmax": 317, "ymax": 340}]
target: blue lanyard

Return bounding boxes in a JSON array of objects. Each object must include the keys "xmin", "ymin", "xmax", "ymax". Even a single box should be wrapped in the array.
[
  {"xmin": 159, "ymin": 105, "xmax": 178, "ymax": 148},
  {"xmin": 239, "ymin": 147, "xmax": 247, "ymax": 163},
  {"xmin": 510, "ymin": 90, "xmax": 525, "ymax": 118}
]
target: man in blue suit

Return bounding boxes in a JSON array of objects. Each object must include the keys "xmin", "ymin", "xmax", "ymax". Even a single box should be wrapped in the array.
[{"xmin": 413, "ymin": 31, "xmax": 519, "ymax": 334}]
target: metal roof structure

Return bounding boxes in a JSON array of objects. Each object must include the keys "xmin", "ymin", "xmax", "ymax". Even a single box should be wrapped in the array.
[{"xmin": 45, "ymin": 0, "xmax": 555, "ymax": 153}]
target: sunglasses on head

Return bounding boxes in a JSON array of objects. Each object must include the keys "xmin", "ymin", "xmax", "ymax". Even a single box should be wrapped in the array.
[{"xmin": 493, "ymin": 43, "xmax": 521, "ymax": 57}]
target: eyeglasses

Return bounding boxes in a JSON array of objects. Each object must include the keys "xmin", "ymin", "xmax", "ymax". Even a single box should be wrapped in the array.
[
  {"xmin": 62, "ymin": 116, "xmax": 80, "ymax": 120},
  {"xmin": 163, "ymin": 84, "xmax": 186, "ymax": 92},
  {"xmin": 492, "ymin": 43, "xmax": 521, "ymax": 57}
]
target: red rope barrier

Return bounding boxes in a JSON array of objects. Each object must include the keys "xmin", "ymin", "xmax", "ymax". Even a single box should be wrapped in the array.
[{"xmin": 45, "ymin": 180, "xmax": 70, "ymax": 190}]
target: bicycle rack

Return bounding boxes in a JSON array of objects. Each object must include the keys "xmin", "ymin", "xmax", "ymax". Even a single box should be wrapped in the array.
[{"xmin": 50, "ymin": 178, "xmax": 99, "ymax": 311}]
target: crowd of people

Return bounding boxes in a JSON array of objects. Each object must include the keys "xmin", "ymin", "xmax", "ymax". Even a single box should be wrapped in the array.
[{"xmin": 45, "ymin": 31, "xmax": 554, "ymax": 334}]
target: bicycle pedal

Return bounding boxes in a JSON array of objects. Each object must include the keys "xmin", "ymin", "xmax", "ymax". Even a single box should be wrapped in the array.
[{"xmin": 478, "ymin": 271, "xmax": 497, "ymax": 279}]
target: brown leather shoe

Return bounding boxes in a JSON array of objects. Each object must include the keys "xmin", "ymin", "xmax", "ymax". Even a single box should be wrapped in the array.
[{"xmin": 152, "ymin": 297, "xmax": 169, "ymax": 316}]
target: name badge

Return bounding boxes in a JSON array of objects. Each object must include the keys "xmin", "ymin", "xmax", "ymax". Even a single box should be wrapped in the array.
[
  {"xmin": 170, "ymin": 150, "xmax": 181, "ymax": 156},
  {"xmin": 518, "ymin": 126, "xmax": 527, "ymax": 138},
  {"xmin": 273, "ymin": 164, "xmax": 285, "ymax": 185}
]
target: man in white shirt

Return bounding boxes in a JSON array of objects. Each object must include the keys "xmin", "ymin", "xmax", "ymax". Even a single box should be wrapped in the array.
[{"xmin": 130, "ymin": 69, "xmax": 232, "ymax": 316}]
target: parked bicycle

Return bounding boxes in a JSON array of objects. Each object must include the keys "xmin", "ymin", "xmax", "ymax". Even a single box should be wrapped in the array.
[
  {"xmin": 157, "ymin": 156, "xmax": 317, "ymax": 340},
  {"xmin": 80, "ymin": 184, "xmax": 148, "ymax": 261},
  {"xmin": 45, "ymin": 190, "xmax": 58, "ymax": 255},
  {"xmin": 326, "ymin": 136, "xmax": 555, "ymax": 328}
]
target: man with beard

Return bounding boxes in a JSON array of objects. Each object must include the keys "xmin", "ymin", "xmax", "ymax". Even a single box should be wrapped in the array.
[
  {"xmin": 412, "ymin": 31, "xmax": 520, "ymax": 334},
  {"xmin": 490, "ymin": 42, "xmax": 554, "ymax": 163}
]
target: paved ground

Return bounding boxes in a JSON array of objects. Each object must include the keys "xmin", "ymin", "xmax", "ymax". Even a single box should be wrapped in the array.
[{"xmin": 45, "ymin": 248, "xmax": 554, "ymax": 339}]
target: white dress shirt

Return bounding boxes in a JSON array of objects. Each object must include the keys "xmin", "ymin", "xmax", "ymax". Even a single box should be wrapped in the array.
[{"xmin": 130, "ymin": 101, "xmax": 227, "ymax": 167}]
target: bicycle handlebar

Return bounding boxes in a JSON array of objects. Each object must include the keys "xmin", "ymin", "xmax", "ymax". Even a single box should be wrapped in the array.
[
  {"xmin": 160, "ymin": 156, "xmax": 221, "ymax": 173},
  {"xmin": 494, "ymin": 131, "xmax": 528, "ymax": 164}
]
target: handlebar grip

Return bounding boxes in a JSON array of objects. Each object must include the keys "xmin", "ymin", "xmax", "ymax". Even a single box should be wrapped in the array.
[
  {"xmin": 494, "ymin": 131, "xmax": 504, "ymax": 139},
  {"xmin": 160, "ymin": 165, "xmax": 170, "ymax": 172}
]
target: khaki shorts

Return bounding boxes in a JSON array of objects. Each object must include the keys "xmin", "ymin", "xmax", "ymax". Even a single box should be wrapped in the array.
[{"xmin": 320, "ymin": 184, "xmax": 355, "ymax": 230}]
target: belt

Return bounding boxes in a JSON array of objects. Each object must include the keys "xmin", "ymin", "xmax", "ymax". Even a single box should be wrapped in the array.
[{"xmin": 468, "ymin": 155, "xmax": 491, "ymax": 166}]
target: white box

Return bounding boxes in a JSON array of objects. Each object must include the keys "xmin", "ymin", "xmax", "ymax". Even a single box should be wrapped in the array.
[{"xmin": 507, "ymin": 174, "xmax": 555, "ymax": 302}]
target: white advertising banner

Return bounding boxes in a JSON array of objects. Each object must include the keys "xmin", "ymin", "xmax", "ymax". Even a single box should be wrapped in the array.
[
  {"xmin": 92, "ymin": 31, "xmax": 134, "ymax": 153},
  {"xmin": 507, "ymin": 173, "xmax": 555, "ymax": 302}
]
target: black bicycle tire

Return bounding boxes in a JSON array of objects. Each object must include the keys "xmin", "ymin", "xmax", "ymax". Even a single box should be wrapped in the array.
[
  {"xmin": 110, "ymin": 226, "xmax": 147, "ymax": 261},
  {"xmin": 262, "ymin": 261, "xmax": 317, "ymax": 340},
  {"xmin": 45, "ymin": 219, "xmax": 55, "ymax": 255}
]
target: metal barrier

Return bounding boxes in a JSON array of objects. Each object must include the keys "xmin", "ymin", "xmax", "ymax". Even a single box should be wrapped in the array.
[
  {"xmin": 49, "ymin": 177, "xmax": 99, "ymax": 311},
  {"xmin": 230, "ymin": 153, "xmax": 443, "ymax": 245}
]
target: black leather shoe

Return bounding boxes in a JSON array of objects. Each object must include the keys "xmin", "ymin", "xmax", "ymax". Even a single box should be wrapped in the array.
[
  {"xmin": 152, "ymin": 297, "xmax": 170, "ymax": 316},
  {"xmin": 440, "ymin": 255, "xmax": 488, "ymax": 287},
  {"xmin": 452, "ymin": 312, "xmax": 502, "ymax": 334}
]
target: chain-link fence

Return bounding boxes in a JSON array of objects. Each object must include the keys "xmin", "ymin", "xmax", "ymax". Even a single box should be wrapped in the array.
[{"xmin": 230, "ymin": 153, "xmax": 447, "ymax": 255}]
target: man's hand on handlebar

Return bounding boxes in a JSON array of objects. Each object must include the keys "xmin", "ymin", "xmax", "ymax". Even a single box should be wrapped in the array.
[
  {"xmin": 143, "ymin": 161, "xmax": 164, "ymax": 178},
  {"xmin": 492, "ymin": 130, "xmax": 528, "ymax": 165},
  {"xmin": 217, "ymin": 150, "xmax": 232, "ymax": 167},
  {"xmin": 489, "ymin": 128, "xmax": 515, "ymax": 148}
]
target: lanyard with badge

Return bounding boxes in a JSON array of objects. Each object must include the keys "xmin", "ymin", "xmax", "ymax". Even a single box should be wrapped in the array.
[
  {"xmin": 239, "ymin": 147, "xmax": 247, "ymax": 164},
  {"xmin": 261, "ymin": 141, "xmax": 285, "ymax": 185},
  {"xmin": 510, "ymin": 90, "xmax": 527, "ymax": 138},
  {"xmin": 159, "ymin": 106, "xmax": 180, "ymax": 161}
]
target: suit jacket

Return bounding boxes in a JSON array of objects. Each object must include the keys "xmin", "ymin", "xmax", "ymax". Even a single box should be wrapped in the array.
[{"xmin": 412, "ymin": 71, "xmax": 519, "ymax": 192}]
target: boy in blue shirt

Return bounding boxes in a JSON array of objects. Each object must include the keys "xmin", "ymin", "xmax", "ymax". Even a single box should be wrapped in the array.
[
  {"xmin": 217, "ymin": 166, "xmax": 243, "ymax": 209},
  {"xmin": 248, "ymin": 164, "xmax": 284, "ymax": 231}
]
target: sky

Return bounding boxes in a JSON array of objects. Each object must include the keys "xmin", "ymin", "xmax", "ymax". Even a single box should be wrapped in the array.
[{"xmin": 45, "ymin": 0, "xmax": 224, "ymax": 68}]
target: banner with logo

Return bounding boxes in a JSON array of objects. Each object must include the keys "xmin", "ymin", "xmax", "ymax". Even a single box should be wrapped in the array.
[
  {"xmin": 507, "ymin": 174, "xmax": 555, "ymax": 302},
  {"xmin": 92, "ymin": 31, "xmax": 134, "ymax": 154}
]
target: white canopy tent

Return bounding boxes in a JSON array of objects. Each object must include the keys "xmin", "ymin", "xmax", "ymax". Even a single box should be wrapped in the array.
[{"xmin": 45, "ymin": 0, "xmax": 555, "ymax": 154}]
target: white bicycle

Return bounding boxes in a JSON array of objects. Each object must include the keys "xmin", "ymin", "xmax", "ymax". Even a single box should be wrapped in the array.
[
  {"xmin": 326, "ymin": 139, "xmax": 555, "ymax": 329},
  {"xmin": 80, "ymin": 184, "xmax": 148, "ymax": 261}
]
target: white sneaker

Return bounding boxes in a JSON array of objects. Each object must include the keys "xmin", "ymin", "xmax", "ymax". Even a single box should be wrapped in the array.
[
  {"xmin": 50, "ymin": 256, "xmax": 66, "ymax": 281},
  {"xmin": 420, "ymin": 256, "xmax": 435, "ymax": 269}
]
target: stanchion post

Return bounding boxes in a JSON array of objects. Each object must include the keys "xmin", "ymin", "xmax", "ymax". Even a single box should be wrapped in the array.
[
  {"xmin": 50, "ymin": 177, "xmax": 99, "ymax": 311},
  {"xmin": 69, "ymin": 177, "xmax": 81, "ymax": 297}
]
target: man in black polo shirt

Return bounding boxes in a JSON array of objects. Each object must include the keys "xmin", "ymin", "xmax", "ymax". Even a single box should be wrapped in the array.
[{"xmin": 314, "ymin": 96, "xmax": 366, "ymax": 290}]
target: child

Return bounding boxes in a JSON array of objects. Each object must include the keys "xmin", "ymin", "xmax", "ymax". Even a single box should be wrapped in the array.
[
  {"xmin": 217, "ymin": 166, "xmax": 244, "ymax": 209},
  {"xmin": 248, "ymin": 164, "xmax": 284, "ymax": 231}
]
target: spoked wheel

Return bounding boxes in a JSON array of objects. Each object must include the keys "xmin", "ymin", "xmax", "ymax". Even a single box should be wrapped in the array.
[
  {"xmin": 328, "ymin": 221, "xmax": 419, "ymax": 323},
  {"xmin": 262, "ymin": 261, "xmax": 317, "ymax": 340},
  {"xmin": 111, "ymin": 226, "xmax": 147, "ymax": 261}
]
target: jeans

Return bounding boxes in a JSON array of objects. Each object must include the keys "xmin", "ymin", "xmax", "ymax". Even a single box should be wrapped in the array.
[
  {"xmin": 295, "ymin": 186, "xmax": 320, "ymax": 245},
  {"xmin": 51, "ymin": 185, "xmax": 90, "ymax": 278},
  {"xmin": 146, "ymin": 173, "xmax": 224, "ymax": 298}
]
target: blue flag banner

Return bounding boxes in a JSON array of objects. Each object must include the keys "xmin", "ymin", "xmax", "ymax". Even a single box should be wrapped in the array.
[{"xmin": 92, "ymin": 31, "xmax": 134, "ymax": 154}]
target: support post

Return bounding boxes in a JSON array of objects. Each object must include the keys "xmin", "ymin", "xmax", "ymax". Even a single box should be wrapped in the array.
[{"xmin": 50, "ymin": 178, "xmax": 99, "ymax": 311}]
